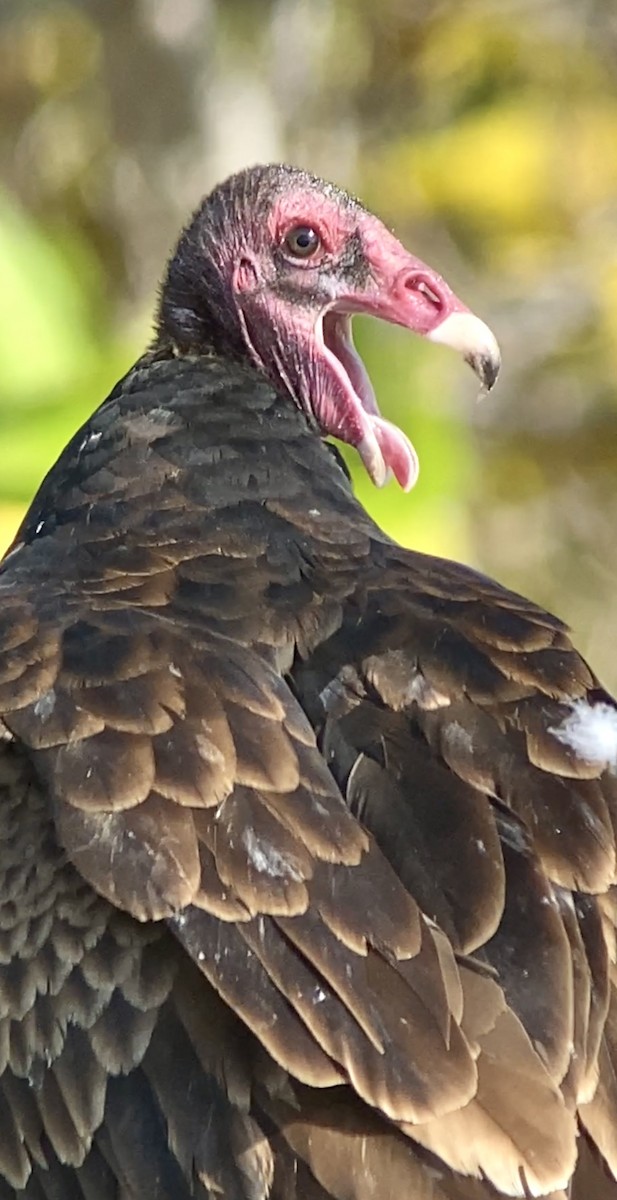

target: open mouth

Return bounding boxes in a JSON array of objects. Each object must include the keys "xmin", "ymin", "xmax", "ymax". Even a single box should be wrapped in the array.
[
  {"xmin": 317, "ymin": 309, "xmax": 420, "ymax": 491},
  {"xmin": 313, "ymin": 302, "xmax": 500, "ymax": 492}
]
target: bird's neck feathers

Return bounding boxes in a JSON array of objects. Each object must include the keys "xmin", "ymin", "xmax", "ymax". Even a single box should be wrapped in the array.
[
  {"xmin": 14, "ymin": 349, "xmax": 369, "ymax": 561},
  {"xmin": 139, "ymin": 347, "xmax": 357, "ymax": 505}
]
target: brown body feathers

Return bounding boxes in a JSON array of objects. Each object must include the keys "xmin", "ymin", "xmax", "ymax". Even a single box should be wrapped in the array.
[{"xmin": 0, "ymin": 166, "xmax": 614, "ymax": 1198}]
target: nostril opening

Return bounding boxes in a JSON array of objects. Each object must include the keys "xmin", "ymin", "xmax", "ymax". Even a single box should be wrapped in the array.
[{"xmin": 404, "ymin": 274, "xmax": 442, "ymax": 307}]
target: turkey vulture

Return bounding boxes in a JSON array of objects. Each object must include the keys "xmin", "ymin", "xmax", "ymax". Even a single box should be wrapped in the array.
[{"xmin": 0, "ymin": 163, "xmax": 616, "ymax": 1200}]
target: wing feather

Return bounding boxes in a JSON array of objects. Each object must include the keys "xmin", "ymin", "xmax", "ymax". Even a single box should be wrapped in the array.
[{"xmin": 1, "ymin": 378, "xmax": 617, "ymax": 1197}]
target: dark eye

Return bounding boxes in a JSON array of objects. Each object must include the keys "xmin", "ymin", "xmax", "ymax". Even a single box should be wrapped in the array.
[{"xmin": 284, "ymin": 225, "xmax": 321, "ymax": 259}]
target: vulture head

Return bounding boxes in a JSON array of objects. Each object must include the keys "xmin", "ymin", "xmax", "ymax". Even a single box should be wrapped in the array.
[{"xmin": 158, "ymin": 163, "xmax": 500, "ymax": 490}]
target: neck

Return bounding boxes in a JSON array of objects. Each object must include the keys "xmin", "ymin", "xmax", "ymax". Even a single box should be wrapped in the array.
[
  {"xmin": 144, "ymin": 348, "xmax": 358, "ymax": 510},
  {"xmin": 17, "ymin": 348, "xmax": 371, "ymax": 551}
]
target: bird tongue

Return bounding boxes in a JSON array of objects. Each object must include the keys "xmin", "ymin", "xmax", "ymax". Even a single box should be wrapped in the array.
[
  {"xmin": 322, "ymin": 311, "xmax": 419, "ymax": 490},
  {"xmin": 323, "ymin": 312, "xmax": 380, "ymax": 416}
]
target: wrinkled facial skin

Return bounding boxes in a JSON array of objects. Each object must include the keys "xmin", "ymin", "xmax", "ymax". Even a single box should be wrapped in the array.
[{"xmin": 160, "ymin": 164, "xmax": 500, "ymax": 490}]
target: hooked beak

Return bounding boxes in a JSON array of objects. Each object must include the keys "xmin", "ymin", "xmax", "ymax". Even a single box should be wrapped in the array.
[
  {"xmin": 348, "ymin": 220, "xmax": 501, "ymax": 394},
  {"xmin": 427, "ymin": 310, "xmax": 501, "ymax": 392}
]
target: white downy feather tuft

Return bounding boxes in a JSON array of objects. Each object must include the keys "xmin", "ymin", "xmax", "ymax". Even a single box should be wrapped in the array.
[{"xmin": 550, "ymin": 700, "xmax": 617, "ymax": 768}]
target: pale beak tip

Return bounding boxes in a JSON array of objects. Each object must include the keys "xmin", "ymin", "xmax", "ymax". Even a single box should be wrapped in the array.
[{"xmin": 428, "ymin": 311, "xmax": 501, "ymax": 392}]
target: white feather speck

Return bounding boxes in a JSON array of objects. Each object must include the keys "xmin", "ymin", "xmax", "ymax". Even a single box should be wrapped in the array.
[
  {"xmin": 242, "ymin": 828, "xmax": 303, "ymax": 881},
  {"xmin": 33, "ymin": 689, "xmax": 56, "ymax": 720},
  {"xmin": 444, "ymin": 720, "xmax": 474, "ymax": 755},
  {"xmin": 550, "ymin": 700, "xmax": 617, "ymax": 767},
  {"xmin": 79, "ymin": 430, "xmax": 102, "ymax": 453}
]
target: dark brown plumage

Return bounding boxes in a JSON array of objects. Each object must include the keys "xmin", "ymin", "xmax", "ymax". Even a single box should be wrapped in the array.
[{"xmin": 0, "ymin": 162, "xmax": 615, "ymax": 1198}]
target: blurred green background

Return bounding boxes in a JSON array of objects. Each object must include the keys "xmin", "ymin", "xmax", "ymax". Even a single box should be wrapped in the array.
[{"xmin": 1, "ymin": 0, "xmax": 617, "ymax": 679}]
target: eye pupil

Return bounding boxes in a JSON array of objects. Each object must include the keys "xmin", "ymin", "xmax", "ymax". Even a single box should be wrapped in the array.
[{"xmin": 285, "ymin": 225, "xmax": 320, "ymax": 258}]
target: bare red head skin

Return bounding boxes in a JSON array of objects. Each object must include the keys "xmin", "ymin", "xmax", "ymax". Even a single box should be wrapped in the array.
[{"xmin": 158, "ymin": 164, "xmax": 500, "ymax": 490}]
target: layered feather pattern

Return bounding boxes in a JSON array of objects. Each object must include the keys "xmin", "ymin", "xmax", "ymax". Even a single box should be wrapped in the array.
[{"xmin": 0, "ymin": 178, "xmax": 615, "ymax": 1196}]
